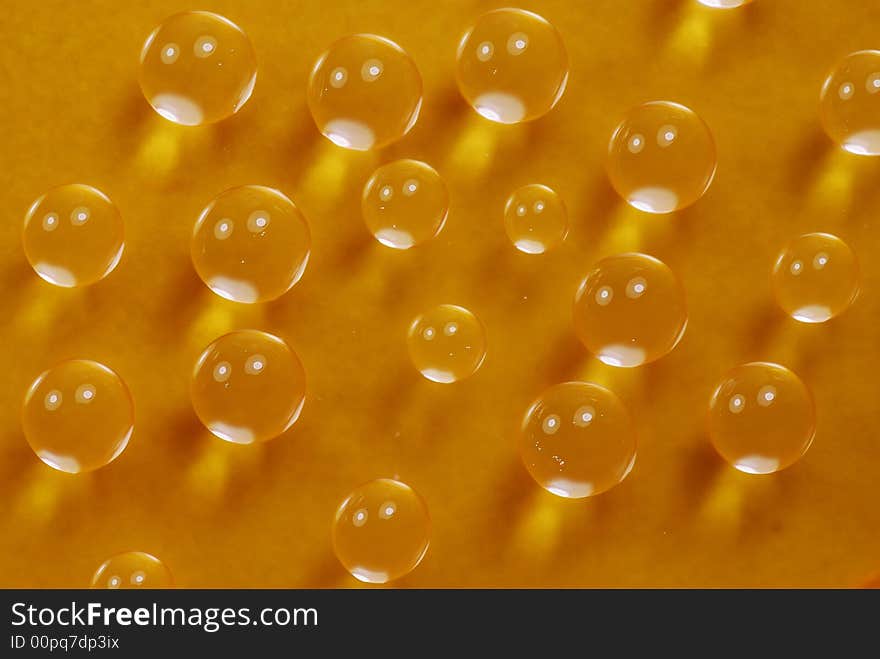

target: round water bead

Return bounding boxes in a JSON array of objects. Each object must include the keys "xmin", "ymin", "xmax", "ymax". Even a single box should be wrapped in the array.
[
  {"xmin": 519, "ymin": 382, "xmax": 637, "ymax": 498},
  {"xmin": 407, "ymin": 305, "xmax": 487, "ymax": 383},
  {"xmin": 819, "ymin": 50, "xmax": 880, "ymax": 155},
  {"xmin": 606, "ymin": 101, "xmax": 716, "ymax": 213},
  {"xmin": 22, "ymin": 360, "xmax": 134, "ymax": 474},
  {"xmin": 503, "ymin": 184, "xmax": 568, "ymax": 254},
  {"xmin": 91, "ymin": 552, "xmax": 172, "ymax": 589},
  {"xmin": 191, "ymin": 186, "xmax": 310, "ymax": 303},
  {"xmin": 139, "ymin": 11, "xmax": 257, "ymax": 126},
  {"xmin": 307, "ymin": 34, "xmax": 422, "ymax": 150},
  {"xmin": 191, "ymin": 330, "xmax": 306, "ymax": 444},
  {"xmin": 709, "ymin": 362, "xmax": 815, "ymax": 474},
  {"xmin": 22, "ymin": 184, "xmax": 124, "ymax": 288},
  {"xmin": 772, "ymin": 232, "xmax": 859, "ymax": 323},
  {"xmin": 698, "ymin": 0, "xmax": 753, "ymax": 7},
  {"xmin": 455, "ymin": 8, "xmax": 568, "ymax": 124},
  {"xmin": 332, "ymin": 478, "xmax": 430, "ymax": 583},
  {"xmin": 573, "ymin": 253, "xmax": 687, "ymax": 368},
  {"xmin": 362, "ymin": 159, "xmax": 449, "ymax": 249}
]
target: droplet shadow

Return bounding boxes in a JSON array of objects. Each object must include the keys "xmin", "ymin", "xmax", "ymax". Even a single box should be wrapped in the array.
[{"xmin": 538, "ymin": 330, "xmax": 592, "ymax": 386}]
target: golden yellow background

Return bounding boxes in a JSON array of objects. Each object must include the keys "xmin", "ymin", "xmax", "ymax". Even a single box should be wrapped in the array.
[{"xmin": 1, "ymin": 0, "xmax": 879, "ymax": 588}]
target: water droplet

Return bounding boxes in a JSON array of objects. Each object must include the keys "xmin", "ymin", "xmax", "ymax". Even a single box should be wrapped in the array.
[
  {"xmin": 191, "ymin": 330, "xmax": 306, "ymax": 444},
  {"xmin": 456, "ymin": 9, "xmax": 568, "ymax": 124},
  {"xmin": 520, "ymin": 382, "xmax": 637, "ymax": 498},
  {"xmin": 362, "ymin": 160, "xmax": 448, "ymax": 250},
  {"xmin": 709, "ymin": 362, "xmax": 815, "ymax": 474},
  {"xmin": 573, "ymin": 253, "xmax": 687, "ymax": 367},
  {"xmin": 22, "ymin": 360, "xmax": 133, "ymax": 473},
  {"xmin": 332, "ymin": 479, "xmax": 429, "ymax": 583},
  {"xmin": 308, "ymin": 34, "xmax": 422, "ymax": 150},
  {"xmin": 91, "ymin": 552, "xmax": 172, "ymax": 589},
  {"xmin": 191, "ymin": 186, "xmax": 310, "ymax": 303},
  {"xmin": 772, "ymin": 233, "xmax": 859, "ymax": 323},
  {"xmin": 407, "ymin": 305, "xmax": 486, "ymax": 383},
  {"xmin": 22, "ymin": 184, "xmax": 124, "ymax": 288},
  {"xmin": 139, "ymin": 11, "xmax": 257, "ymax": 125},
  {"xmin": 820, "ymin": 50, "xmax": 880, "ymax": 155},
  {"xmin": 503, "ymin": 184, "xmax": 568, "ymax": 254},
  {"xmin": 607, "ymin": 101, "xmax": 716, "ymax": 213}
]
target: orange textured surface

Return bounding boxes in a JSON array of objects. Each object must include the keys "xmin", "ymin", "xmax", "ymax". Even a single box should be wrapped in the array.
[{"xmin": 1, "ymin": 0, "xmax": 879, "ymax": 587}]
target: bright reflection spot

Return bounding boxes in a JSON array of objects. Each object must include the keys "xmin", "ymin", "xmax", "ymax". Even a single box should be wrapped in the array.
[
  {"xmin": 792, "ymin": 305, "xmax": 833, "ymax": 323},
  {"xmin": 152, "ymin": 93, "xmax": 204, "ymax": 126},
  {"xmin": 207, "ymin": 422, "xmax": 256, "ymax": 445},
  {"xmin": 207, "ymin": 277, "xmax": 259, "ymax": 304},
  {"xmin": 420, "ymin": 368, "xmax": 456, "ymax": 384},
  {"xmin": 734, "ymin": 455, "xmax": 780, "ymax": 475},
  {"xmin": 474, "ymin": 92, "xmax": 526, "ymax": 124},
  {"xmin": 323, "ymin": 119, "xmax": 375, "ymax": 150},
  {"xmin": 842, "ymin": 130, "xmax": 880, "ymax": 156},
  {"xmin": 597, "ymin": 345, "xmax": 646, "ymax": 368},
  {"xmin": 628, "ymin": 187, "xmax": 679, "ymax": 214}
]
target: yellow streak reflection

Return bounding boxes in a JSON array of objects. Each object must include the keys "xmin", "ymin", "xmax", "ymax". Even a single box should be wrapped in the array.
[
  {"xmin": 805, "ymin": 150, "xmax": 858, "ymax": 216},
  {"xmin": 187, "ymin": 297, "xmax": 263, "ymax": 347},
  {"xmin": 509, "ymin": 489, "xmax": 564, "ymax": 563},
  {"xmin": 186, "ymin": 436, "xmax": 264, "ymax": 502},
  {"xmin": 665, "ymin": 8, "xmax": 712, "ymax": 62},
  {"xmin": 299, "ymin": 143, "xmax": 376, "ymax": 211},
  {"xmin": 12, "ymin": 280, "xmax": 63, "ymax": 339},
  {"xmin": 445, "ymin": 116, "xmax": 526, "ymax": 184},
  {"xmin": 13, "ymin": 466, "xmax": 90, "ymax": 527}
]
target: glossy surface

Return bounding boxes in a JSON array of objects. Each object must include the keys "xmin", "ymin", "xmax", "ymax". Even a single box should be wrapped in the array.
[
  {"xmin": 91, "ymin": 552, "xmax": 172, "ymax": 589},
  {"xmin": 607, "ymin": 101, "xmax": 716, "ymax": 213},
  {"xmin": 819, "ymin": 50, "xmax": 880, "ymax": 155},
  {"xmin": 503, "ymin": 183, "xmax": 567, "ymax": 254},
  {"xmin": 332, "ymin": 478, "xmax": 430, "ymax": 583},
  {"xmin": 362, "ymin": 159, "xmax": 449, "ymax": 249},
  {"xmin": 456, "ymin": 8, "xmax": 568, "ymax": 124},
  {"xmin": 407, "ymin": 304, "xmax": 487, "ymax": 383},
  {"xmin": 709, "ymin": 363, "xmax": 815, "ymax": 474},
  {"xmin": 573, "ymin": 253, "xmax": 687, "ymax": 367},
  {"xmin": 22, "ymin": 360, "xmax": 133, "ymax": 473},
  {"xmin": 22, "ymin": 184, "xmax": 124, "ymax": 287},
  {"xmin": 519, "ymin": 382, "xmax": 636, "ymax": 498},
  {"xmin": 772, "ymin": 233, "xmax": 859, "ymax": 323},
  {"xmin": 4, "ymin": 0, "xmax": 880, "ymax": 589},
  {"xmin": 139, "ymin": 11, "xmax": 257, "ymax": 126},
  {"xmin": 307, "ymin": 34, "xmax": 422, "ymax": 150},
  {"xmin": 191, "ymin": 186, "xmax": 310, "ymax": 303},
  {"xmin": 191, "ymin": 330, "xmax": 306, "ymax": 444}
]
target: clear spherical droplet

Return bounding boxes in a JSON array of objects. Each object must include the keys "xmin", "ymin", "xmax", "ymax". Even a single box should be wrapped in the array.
[
  {"xmin": 362, "ymin": 159, "xmax": 448, "ymax": 249},
  {"xmin": 407, "ymin": 305, "xmax": 487, "ymax": 383},
  {"xmin": 191, "ymin": 186, "xmax": 310, "ymax": 303},
  {"xmin": 503, "ymin": 184, "xmax": 568, "ymax": 254},
  {"xmin": 519, "ymin": 382, "xmax": 637, "ymax": 498},
  {"xmin": 139, "ymin": 11, "xmax": 257, "ymax": 126},
  {"xmin": 91, "ymin": 552, "xmax": 172, "ymax": 589},
  {"xmin": 191, "ymin": 330, "xmax": 306, "ymax": 444},
  {"xmin": 456, "ymin": 8, "xmax": 568, "ymax": 124},
  {"xmin": 307, "ymin": 34, "xmax": 422, "ymax": 150},
  {"xmin": 698, "ymin": 0, "xmax": 753, "ymax": 7},
  {"xmin": 709, "ymin": 362, "xmax": 815, "ymax": 474},
  {"xmin": 22, "ymin": 184, "xmax": 124, "ymax": 288},
  {"xmin": 22, "ymin": 360, "xmax": 134, "ymax": 473},
  {"xmin": 607, "ymin": 101, "xmax": 716, "ymax": 213},
  {"xmin": 819, "ymin": 50, "xmax": 880, "ymax": 155},
  {"xmin": 573, "ymin": 253, "xmax": 687, "ymax": 367},
  {"xmin": 772, "ymin": 233, "xmax": 859, "ymax": 323},
  {"xmin": 332, "ymin": 478, "xmax": 429, "ymax": 583}
]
